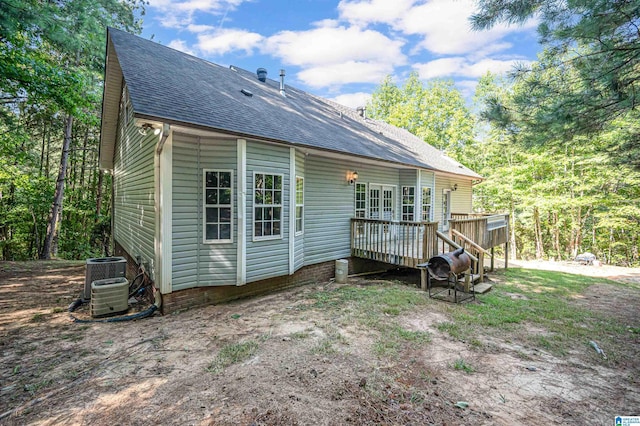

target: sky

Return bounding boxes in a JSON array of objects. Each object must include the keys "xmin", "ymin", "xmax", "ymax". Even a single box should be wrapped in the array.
[{"xmin": 140, "ymin": 0, "xmax": 540, "ymax": 109}]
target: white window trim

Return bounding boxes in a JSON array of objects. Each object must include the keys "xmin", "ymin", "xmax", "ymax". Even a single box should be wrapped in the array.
[
  {"xmin": 354, "ymin": 182, "xmax": 368, "ymax": 218},
  {"xmin": 421, "ymin": 186, "xmax": 433, "ymax": 222},
  {"xmin": 203, "ymin": 169, "xmax": 234, "ymax": 244},
  {"xmin": 401, "ymin": 185, "xmax": 416, "ymax": 222},
  {"xmin": 253, "ymin": 171, "xmax": 284, "ymax": 242},
  {"xmin": 295, "ymin": 175, "xmax": 304, "ymax": 236}
]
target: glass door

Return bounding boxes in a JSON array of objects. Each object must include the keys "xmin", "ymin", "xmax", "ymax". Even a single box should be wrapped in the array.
[{"xmin": 442, "ymin": 189, "xmax": 451, "ymax": 230}]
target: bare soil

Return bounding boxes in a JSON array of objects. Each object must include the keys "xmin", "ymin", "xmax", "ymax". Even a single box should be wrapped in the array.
[{"xmin": 1, "ymin": 260, "xmax": 639, "ymax": 425}]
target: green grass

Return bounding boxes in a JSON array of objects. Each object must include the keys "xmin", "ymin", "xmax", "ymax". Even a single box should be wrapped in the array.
[
  {"xmin": 438, "ymin": 268, "xmax": 632, "ymax": 357},
  {"xmin": 207, "ymin": 340, "xmax": 259, "ymax": 373},
  {"xmin": 452, "ymin": 358, "xmax": 475, "ymax": 373},
  {"xmin": 303, "ymin": 283, "xmax": 433, "ymax": 358}
]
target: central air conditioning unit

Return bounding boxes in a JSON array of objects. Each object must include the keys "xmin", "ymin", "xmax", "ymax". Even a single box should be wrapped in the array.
[
  {"xmin": 90, "ymin": 277, "xmax": 129, "ymax": 318},
  {"xmin": 84, "ymin": 257, "xmax": 127, "ymax": 300}
]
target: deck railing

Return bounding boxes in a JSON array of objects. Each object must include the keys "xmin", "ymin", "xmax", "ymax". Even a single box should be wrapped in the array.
[
  {"xmin": 449, "ymin": 214, "xmax": 509, "ymax": 250},
  {"xmin": 449, "ymin": 213, "xmax": 510, "ymax": 270},
  {"xmin": 350, "ymin": 219, "xmax": 439, "ymax": 268}
]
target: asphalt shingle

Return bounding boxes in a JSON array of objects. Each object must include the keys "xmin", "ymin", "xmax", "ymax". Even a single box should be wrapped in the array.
[{"xmin": 108, "ymin": 28, "xmax": 480, "ymax": 179}]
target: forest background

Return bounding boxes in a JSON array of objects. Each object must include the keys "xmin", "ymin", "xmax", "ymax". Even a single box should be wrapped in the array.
[{"xmin": 1, "ymin": 0, "xmax": 638, "ymax": 266}]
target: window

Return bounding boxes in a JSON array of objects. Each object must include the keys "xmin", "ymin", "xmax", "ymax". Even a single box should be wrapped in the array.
[
  {"xmin": 295, "ymin": 176, "xmax": 304, "ymax": 235},
  {"xmin": 254, "ymin": 173, "xmax": 283, "ymax": 240},
  {"xmin": 355, "ymin": 183, "xmax": 367, "ymax": 218},
  {"xmin": 204, "ymin": 170, "xmax": 233, "ymax": 243},
  {"xmin": 422, "ymin": 187, "xmax": 432, "ymax": 221},
  {"xmin": 402, "ymin": 186, "xmax": 415, "ymax": 221}
]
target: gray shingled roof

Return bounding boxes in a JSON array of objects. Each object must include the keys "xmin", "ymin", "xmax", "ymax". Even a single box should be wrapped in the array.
[{"xmin": 105, "ymin": 28, "xmax": 480, "ymax": 179}]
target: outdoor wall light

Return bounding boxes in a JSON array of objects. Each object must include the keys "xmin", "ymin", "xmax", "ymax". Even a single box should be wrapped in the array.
[
  {"xmin": 138, "ymin": 123, "xmax": 161, "ymax": 136},
  {"xmin": 347, "ymin": 171, "xmax": 359, "ymax": 185},
  {"xmin": 452, "ymin": 183, "xmax": 458, "ymax": 191}
]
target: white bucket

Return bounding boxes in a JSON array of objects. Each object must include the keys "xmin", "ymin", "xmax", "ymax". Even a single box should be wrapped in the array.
[{"xmin": 335, "ymin": 259, "xmax": 348, "ymax": 284}]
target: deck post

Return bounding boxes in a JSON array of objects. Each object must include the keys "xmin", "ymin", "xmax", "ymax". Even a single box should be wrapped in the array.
[
  {"xmin": 490, "ymin": 247, "xmax": 494, "ymax": 271},
  {"xmin": 421, "ymin": 268, "xmax": 427, "ymax": 291},
  {"xmin": 479, "ymin": 252, "xmax": 484, "ymax": 282},
  {"xmin": 504, "ymin": 241, "xmax": 509, "ymax": 269}
]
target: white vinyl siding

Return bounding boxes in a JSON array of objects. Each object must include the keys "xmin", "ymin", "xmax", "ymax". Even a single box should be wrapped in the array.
[
  {"xmin": 245, "ymin": 141, "xmax": 290, "ymax": 283},
  {"xmin": 304, "ymin": 155, "xmax": 399, "ymax": 266},
  {"xmin": 113, "ymin": 87, "xmax": 156, "ymax": 278},
  {"xmin": 203, "ymin": 170, "xmax": 233, "ymax": 243},
  {"xmin": 172, "ymin": 134, "xmax": 237, "ymax": 290},
  {"xmin": 434, "ymin": 174, "xmax": 473, "ymax": 231}
]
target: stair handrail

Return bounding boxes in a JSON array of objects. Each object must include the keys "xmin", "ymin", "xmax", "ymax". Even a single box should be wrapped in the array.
[
  {"xmin": 435, "ymin": 231, "xmax": 478, "ymax": 263},
  {"xmin": 450, "ymin": 229, "xmax": 491, "ymax": 256}
]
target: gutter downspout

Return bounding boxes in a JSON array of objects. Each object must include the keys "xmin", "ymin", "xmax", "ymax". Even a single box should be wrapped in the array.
[
  {"xmin": 154, "ymin": 123, "xmax": 172, "ymax": 297},
  {"xmin": 156, "ymin": 123, "xmax": 171, "ymax": 155}
]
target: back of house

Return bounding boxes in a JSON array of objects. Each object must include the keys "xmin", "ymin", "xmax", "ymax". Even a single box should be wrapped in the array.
[{"xmin": 99, "ymin": 28, "xmax": 482, "ymax": 312}]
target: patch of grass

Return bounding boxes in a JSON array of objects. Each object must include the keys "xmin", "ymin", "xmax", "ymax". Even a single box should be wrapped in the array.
[
  {"xmin": 311, "ymin": 338, "xmax": 337, "ymax": 355},
  {"xmin": 51, "ymin": 307, "xmax": 65, "ymax": 314},
  {"xmin": 207, "ymin": 340, "xmax": 259, "ymax": 373},
  {"xmin": 24, "ymin": 379, "xmax": 53, "ymax": 395},
  {"xmin": 60, "ymin": 333, "xmax": 84, "ymax": 342},
  {"xmin": 289, "ymin": 331, "xmax": 311, "ymax": 339},
  {"xmin": 305, "ymin": 283, "xmax": 433, "ymax": 358},
  {"xmin": 30, "ymin": 313, "xmax": 47, "ymax": 322},
  {"xmin": 452, "ymin": 358, "xmax": 475, "ymax": 374},
  {"xmin": 374, "ymin": 325, "xmax": 431, "ymax": 357},
  {"xmin": 438, "ymin": 268, "xmax": 633, "ymax": 358}
]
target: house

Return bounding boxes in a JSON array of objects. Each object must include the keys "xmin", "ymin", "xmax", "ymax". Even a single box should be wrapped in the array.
[{"xmin": 99, "ymin": 28, "xmax": 499, "ymax": 313}]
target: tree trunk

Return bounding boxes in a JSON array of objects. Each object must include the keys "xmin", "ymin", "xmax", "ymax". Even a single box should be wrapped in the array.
[
  {"xmin": 534, "ymin": 206, "xmax": 544, "ymax": 260},
  {"xmin": 552, "ymin": 211, "xmax": 561, "ymax": 260},
  {"xmin": 40, "ymin": 115, "xmax": 73, "ymax": 259},
  {"xmin": 95, "ymin": 169, "xmax": 103, "ymax": 220}
]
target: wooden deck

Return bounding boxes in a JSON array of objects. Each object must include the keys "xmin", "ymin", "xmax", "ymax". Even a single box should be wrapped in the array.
[
  {"xmin": 351, "ymin": 214, "xmax": 509, "ymax": 274},
  {"xmin": 350, "ymin": 219, "xmax": 438, "ymax": 268}
]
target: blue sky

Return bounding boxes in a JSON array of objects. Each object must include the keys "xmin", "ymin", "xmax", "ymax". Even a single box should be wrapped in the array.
[{"xmin": 140, "ymin": 0, "xmax": 540, "ymax": 108}]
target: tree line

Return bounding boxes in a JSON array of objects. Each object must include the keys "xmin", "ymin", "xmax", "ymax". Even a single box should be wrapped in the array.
[
  {"xmin": 1, "ymin": 0, "xmax": 638, "ymax": 266},
  {"xmin": 367, "ymin": 0, "xmax": 640, "ymax": 266},
  {"xmin": 0, "ymin": 0, "xmax": 144, "ymax": 260}
]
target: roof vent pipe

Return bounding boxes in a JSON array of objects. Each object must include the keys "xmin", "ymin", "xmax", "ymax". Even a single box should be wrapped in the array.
[
  {"xmin": 257, "ymin": 68, "xmax": 267, "ymax": 82},
  {"xmin": 279, "ymin": 69, "xmax": 286, "ymax": 97},
  {"xmin": 357, "ymin": 106, "xmax": 366, "ymax": 119}
]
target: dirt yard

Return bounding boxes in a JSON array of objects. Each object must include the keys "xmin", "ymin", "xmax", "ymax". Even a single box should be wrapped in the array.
[{"xmin": 1, "ymin": 260, "xmax": 639, "ymax": 425}]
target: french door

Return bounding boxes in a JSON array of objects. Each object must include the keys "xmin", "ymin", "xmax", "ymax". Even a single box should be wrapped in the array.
[{"xmin": 369, "ymin": 185, "xmax": 395, "ymax": 220}]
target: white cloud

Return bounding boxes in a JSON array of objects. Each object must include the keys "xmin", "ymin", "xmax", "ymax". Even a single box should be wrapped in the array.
[
  {"xmin": 187, "ymin": 23, "xmax": 216, "ymax": 33},
  {"xmin": 265, "ymin": 25, "xmax": 406, "ymax": 67},
  {"xmin": 414, "ymin": 57, "xmax": 530, "ymax": 79},
  {"xmin": 455, "ymin": 79, "xmax": 479, "ymax": 99},
  {"xmin": 197, "ymin": 29, "xmax": 264, "ymax": 55},
  {"xmin": 147, "ymin": 0, "xmax": 249, "ymax": 29},
  {"xmin": 298, "ymin": 61, "xmax": 393, "ymax": 88},
  {"xmin": 398, "ymin": 0, "xmax": 536, "ymax": 55},
  {"xmin": 337, "ymin": 0, "xmax": 415, "ymax": 27},
  {"xmin": 331, "ymin": 92, "xmax": 372, "ymax": 109},
  {"xmin": 167, "ymin": 39, "xmax": 196, "ymax": 55},
  {"xmin": 338, "ymin": 0, "xmax": 536, "ymax": 57},
  {"xmin": 264, "ymin": 24, "xmax": 405, "ymax": 89}
]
